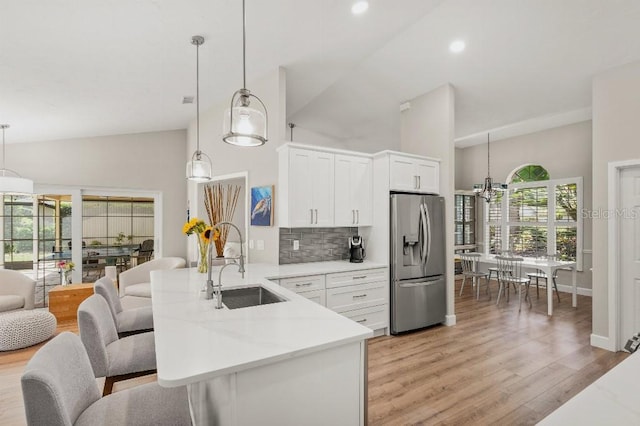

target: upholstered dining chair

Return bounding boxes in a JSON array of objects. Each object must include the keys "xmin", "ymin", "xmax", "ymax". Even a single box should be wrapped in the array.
[
  {"xmin": 94, "ymin": 277, "xmax": 153, "ymax": 337},
  {"xmin": 458, "ymin": 253, "xmax": 490, "ymax": 300},
  {"xmin": 21, "ymin": 332, "xmax": 191, "ymax": 426},
  {"xmin": 495, "ymin": 256, "xmax": 532, "ymax": 312},
  {"xmin": 77, "ymin": 294, "xmax": 156, "ymax": 395}
]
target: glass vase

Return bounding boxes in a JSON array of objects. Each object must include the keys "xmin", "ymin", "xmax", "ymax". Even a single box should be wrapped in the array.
[{"xmin": 197, "ymin": 239, "xmax": 208, "ymax": 274}]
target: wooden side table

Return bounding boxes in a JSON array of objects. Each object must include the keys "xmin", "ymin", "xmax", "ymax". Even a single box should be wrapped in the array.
[{"xmin": 48, "ymin": 283, "xmax": 94, "ymax": 323}]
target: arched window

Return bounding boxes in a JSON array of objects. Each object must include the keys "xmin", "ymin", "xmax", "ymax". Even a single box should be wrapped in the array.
[{"xmin": 509, "ymin": 164, "xmax": 550, "ymax": 183}]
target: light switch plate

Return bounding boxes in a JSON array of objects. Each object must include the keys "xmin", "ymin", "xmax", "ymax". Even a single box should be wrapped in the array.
[
  {"xmin": 293, "ymin": 240, "xmax": 299, "ymax": 250},
  {"xmin": 257, "ymin": 240, "xmax": 264, "ymax": 250}
]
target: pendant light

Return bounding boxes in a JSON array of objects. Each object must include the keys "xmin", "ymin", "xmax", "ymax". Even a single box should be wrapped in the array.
[
  {"xmin": 0, "ymin": 125, "xmax": 34, "ymax": 194},
  {"xmin": 186, "ymin": 35, "xmax": 213, "ymax": 182},
  {"xmin": 222, "ymin": 0, "xmax": 268, "ymax": 147},
  {"xmin": 473, "ymin": 133, "xmax": 506, "ymax": 203}
]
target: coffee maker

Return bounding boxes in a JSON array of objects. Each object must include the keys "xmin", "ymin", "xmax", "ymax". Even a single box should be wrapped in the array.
[{"xmin": 349, "ymin": 236, "xmax": 365, "ymax": 263}]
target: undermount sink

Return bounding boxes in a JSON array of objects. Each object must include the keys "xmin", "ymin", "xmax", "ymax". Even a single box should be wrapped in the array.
[{"xmin": 221, "ymin": 285, "xmax": 287, "ymax": 310}]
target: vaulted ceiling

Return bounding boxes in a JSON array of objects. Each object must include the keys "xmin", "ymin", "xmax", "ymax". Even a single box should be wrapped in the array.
[{"xmin": 2, "ymin": 0, "xmax": 640, "ymax": 147}]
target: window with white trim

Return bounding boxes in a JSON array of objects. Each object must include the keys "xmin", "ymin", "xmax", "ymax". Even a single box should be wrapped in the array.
[{"xmin": 484, "ymin": 165, "xmax": 583, "ymax": 270}]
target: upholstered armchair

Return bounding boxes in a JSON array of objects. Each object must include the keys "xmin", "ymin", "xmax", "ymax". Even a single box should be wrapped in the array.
[
  {"xmin": 0, "ymin": 269, "xmax": 35, "ymax": 313},
  {"xmin": 118, "ymin": 257, "xmax": 186, "ymax": 298}
]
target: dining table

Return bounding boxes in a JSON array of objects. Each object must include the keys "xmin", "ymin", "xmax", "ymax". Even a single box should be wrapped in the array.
[{"xmin": 475, "ymin": 254, "xmax": 577, "ymax": 316}]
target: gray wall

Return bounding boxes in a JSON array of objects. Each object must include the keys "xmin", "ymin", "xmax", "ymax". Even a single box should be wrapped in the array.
[
  {"xmin": 455, "ymin": 121, "xmax": 593, "ymax": 289},
  {"xmin": 592, "ymin": 60, "xmax": 640, "ymax": 341},
  {"xmin": 9, "ymin": 129, "xmax": 187, "ymax": 258}
]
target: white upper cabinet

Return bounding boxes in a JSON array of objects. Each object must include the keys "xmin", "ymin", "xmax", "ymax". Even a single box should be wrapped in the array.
[
  {"xmin": 389, "ymin": 154, "xmax": 440, "ymax": 194},
  {"xmin": 279, "ymin": 146, "xmax": 335, "ymax": 227},
  {"xmin": 334, "ymin": 154, "xmax": 372, "ymax": 226}
]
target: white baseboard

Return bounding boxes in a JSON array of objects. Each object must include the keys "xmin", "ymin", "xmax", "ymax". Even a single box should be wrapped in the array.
[
  {"xmin": 444, "ymin": 314, "xmax": 456, "ymax": 326},
  {"xmin": 590, "ymin": 333, "xmax": 616, "ymax": 351},
  {"xmin": 554, "ymin": 284, "xmax": 592, "ymax": 297}
]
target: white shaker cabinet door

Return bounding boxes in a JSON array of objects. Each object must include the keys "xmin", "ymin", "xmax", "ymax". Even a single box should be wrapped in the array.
[
  {"xmin": 310, "ymin": 151, "xmax": 335, "ymax": 227},
  {"xmin": 351, "ymin": 156, "xmax": 372, "ymax": 226},
  {"xmin": 288, "ymin": 148, "xmax": 316, "ymax": 227},
  {"xmin": 415, "ymin": 159, "xmax": 439, "ymax": 194},
  {"xmin": 389, "ymin": 154, "xmax": 419, "ymax": 191}
]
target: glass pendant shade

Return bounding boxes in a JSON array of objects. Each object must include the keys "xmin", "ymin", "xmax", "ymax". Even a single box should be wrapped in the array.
[
  {"xmin": 0, "ymin": 125, "xmax": 34, "ymax": 194},
  {"xmin": 0, "ymin": 173, "xmax": 34, "ymax": 194},
  {"xmin": 222, "ymin": 90, "xmax": 267, "ymax": 147},
  {"xmin": 186, "ymin": 35, "xmax": 212, "ymax": 182},
  {"xmin": 186, "ymin": 152, "xmax": 212, "ymax": 182}
]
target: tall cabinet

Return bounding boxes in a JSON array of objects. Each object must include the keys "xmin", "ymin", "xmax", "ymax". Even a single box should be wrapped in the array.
[
  {"xmin": 280, "ymin": 147, "xmax": 335, "ymax": 227},
  {"xmin": 334, "ymin": 154, "xmax": 372, "ymax": 226}
]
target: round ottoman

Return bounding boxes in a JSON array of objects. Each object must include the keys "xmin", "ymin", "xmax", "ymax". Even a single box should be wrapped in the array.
[{"xmin": 0, "ymin": 310, "xmax": 57, "ymax": 351}]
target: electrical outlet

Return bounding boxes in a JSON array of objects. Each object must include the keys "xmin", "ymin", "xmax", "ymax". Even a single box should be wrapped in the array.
[
  {"xmin": 293, "ymin": 240, "xmax": 299, "ymax": 251},
  {"xmin": 249, "ymin": 240, "xmax": 254, "ymax": 249},
  {"xmin": 257, "ymin": 240, "xmax": 264, "ymax": 250}
]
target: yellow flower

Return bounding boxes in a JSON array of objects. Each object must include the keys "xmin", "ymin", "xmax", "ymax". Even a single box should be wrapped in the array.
[
  {"xmin": 182, "ymin": 221, "xmax": 192, "ymax": 235},
  {"xmin": 201, "ymin": 226, "xmax": 213, "ymax": 243},
  {"xmin": 183, "ymin": 217, "xmax": 207, "ymax": 236}
]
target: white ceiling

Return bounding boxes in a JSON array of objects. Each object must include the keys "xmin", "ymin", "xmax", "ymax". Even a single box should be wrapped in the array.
[{"xmin": 2, "ymin": 0, "xmax": 640, "ymax": 147}]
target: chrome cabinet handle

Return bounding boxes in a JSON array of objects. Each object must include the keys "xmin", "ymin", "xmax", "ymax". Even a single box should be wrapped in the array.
[
  {"xmin": 352, "ymin": 210, "xmax": 355, "ymax": 224},
  {"xmin": 314, "ymin": 209, "xmax": 318, "ymax": 224},
  {"xmin": 356, "ymin": 209, "xmax": 359, "ymax": 224},
  {"xmin": 310, "ymin": 209, "xmax": 313, "ymax": 224},
  {"xmin": 353, "ymin": 294, "xmax": 367, "ymax": 299},
  {"xmin": 418, "ymin": 176, "xmax": 421, "ymax": 189},
  {"xmin": 414, "ymin": 175, "xmax": 418, "ymax": 189},
  {"xmin": 295, "ymin": 282, "xmax": 313, "ymax": 287},
  {"xmin": 356, "ymin": 319, "xmax": 367, "ymax": 323},
  {"xmin": 353, "ymin": 275, "xmax": 367, "ymax": 280}
]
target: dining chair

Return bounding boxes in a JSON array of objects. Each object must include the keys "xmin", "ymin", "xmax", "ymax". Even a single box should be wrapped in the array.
[
  {"xmin": 526, "ymin": 254, "xmax": 561, "ymax": 303},
  {"xmin": 93, "ymin": 277, "xmax": 153, "ymax": 337},
  {"xmin": 495, "ymin": 256, "xmax": 532, "ymax": 312},
  {"xmin": 459, "ymin": 253, "xmax": 490, "ymax": 300},
  {"xmin": 21, "ymin": 332, "xmax": 190, "ymax": 426},
  {"xmin": 77, "ymin": 294, "xmax": 156, "ymax": 395}
]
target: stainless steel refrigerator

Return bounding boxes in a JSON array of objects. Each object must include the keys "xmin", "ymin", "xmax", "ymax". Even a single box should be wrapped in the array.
[{"xmin": 390, "ymin": 192, "xmax": 446, "ymax": 334}]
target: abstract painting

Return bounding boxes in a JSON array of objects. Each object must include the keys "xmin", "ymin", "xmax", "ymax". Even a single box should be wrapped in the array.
[{"xmin": 250, "ymin": 186, "xmax": 274, "ymax": 226}]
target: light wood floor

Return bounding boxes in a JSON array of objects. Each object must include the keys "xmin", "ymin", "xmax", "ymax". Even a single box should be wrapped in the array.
[
  {"xmin": 0, "ymin": 280, "xmax": 628, "ymax": 425},
  {"xmin": 368, "ymin": 280, "xmax": 628, "ymax": 425}
]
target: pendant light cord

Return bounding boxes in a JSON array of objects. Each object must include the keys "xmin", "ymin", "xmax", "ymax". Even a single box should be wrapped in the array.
[
  {"xmin": 487, "ymin": 133, "xmax": 491, "ymax": 179},
  {"xmin": 196, "ymin": 41, "xmax": 200, "ymax": 156},
  {"xmin": 1, "ymin": 126, "xmax": 5, "ymax": 171},
  {"xmin": 242, "ymin": 0, "xmax": 247, "ymax": 90}
]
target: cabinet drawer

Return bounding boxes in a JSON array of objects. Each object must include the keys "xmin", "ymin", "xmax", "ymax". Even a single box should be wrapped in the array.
[
  {"xmin": 341, "ymin": 305, "xmax": 388, "ymax": 331},
  {"xmin": 297, "ymin": 289, "xmax": 326, "ymax": 306},
  {"xmin": 326, "ymin": 268, "xmax": 387, "ymax": 288},
  {"xmin": 279, "ymin": 275, "xmax": 326, "ymax": 292},
  {"xmin": 327, "ymin": 282, "xmax": 387, "ymax": 312}
]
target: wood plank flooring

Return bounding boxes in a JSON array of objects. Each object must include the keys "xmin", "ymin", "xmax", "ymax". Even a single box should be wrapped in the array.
[
  {"xmin": 367, "ymin": 280, "xmax": 628, "ymax": 425},
  {"xmin": 0, "ymin": 280, "xmax": 628, "ymax": 425}
]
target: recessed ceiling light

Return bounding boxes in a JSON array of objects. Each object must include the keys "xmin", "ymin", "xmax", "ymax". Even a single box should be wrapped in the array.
[
  {"xmin": 449, "ymin": 40, "xmax": 466, "ymax": 53},
  {"xmin": 352, "ymin": 1, "xmax": 369, "ymax": 15}
]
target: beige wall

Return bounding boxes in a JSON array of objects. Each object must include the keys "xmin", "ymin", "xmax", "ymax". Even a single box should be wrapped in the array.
[
  {"xmin": 186, "ymin": 68, "xmax": 287, "ymax": 264},
  {"xmin": 9, "ymin": 129, "xmax": 188, "ymax": 258},
  {"xmin": 592, "ymin": 60, "xmax": 640, "ymax": 340},
  {"xmin": 455, "ymin": 121, "xmax": 593, "ymax": 289},
  {"xmin": 400, "ymin": 83, "xmax": 456, "ymax": 322}
]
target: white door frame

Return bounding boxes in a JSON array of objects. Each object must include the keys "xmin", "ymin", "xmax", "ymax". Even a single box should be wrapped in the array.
[{"xmin": 608, "ymin": 158, "xmax": 640, "ymax": 351}]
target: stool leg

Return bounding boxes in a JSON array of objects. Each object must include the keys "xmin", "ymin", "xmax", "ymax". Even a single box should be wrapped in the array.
[
  {"xmin": 552, "ymin": 276, "xmax": 561, "ymax": 303},
  {"xmin": 460, "ymin": 276, "xmax": 467, "ymax": 296},
  {"xmin": 536, "ymin": 277, "xmax": 539, "ymax": 298}
]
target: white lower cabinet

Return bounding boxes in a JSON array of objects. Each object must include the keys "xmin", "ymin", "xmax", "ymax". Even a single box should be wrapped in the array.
[{"xmin": 277, "ymin": 268, "xmax": 389, "ymax": 332}]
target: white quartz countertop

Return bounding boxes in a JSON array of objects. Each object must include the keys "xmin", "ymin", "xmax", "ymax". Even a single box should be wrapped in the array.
[{"xmin": 151, "ymin": 261, "xmax": 381, "ymax": 387}]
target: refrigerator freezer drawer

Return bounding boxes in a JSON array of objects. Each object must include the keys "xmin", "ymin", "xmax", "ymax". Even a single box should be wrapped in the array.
[{"xmin": 391, "ymin": 276, "xmax": 446, "ymax": 334}]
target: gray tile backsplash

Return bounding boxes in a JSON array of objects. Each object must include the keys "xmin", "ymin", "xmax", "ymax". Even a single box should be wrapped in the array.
[{"xmin": 279, "ymin": 227, "xmax": 359, "ymax": 264}]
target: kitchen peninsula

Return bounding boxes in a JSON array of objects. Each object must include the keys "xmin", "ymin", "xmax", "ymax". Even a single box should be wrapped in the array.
[{"xmin": 150, "ymin": 263, "xmax": 377, "ymax": 426}]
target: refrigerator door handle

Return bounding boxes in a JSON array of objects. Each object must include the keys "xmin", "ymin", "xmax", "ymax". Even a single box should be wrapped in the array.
[
  {"xmin": 391, "ymin": 195, "xmax": 399, "ymax": 282},
  {"xmin": 419, "ymin": 203, "xmax": 428, "ymax": 265},
  {"xmin": 423, "ymin": 202, "xmax": 432, "ymax": 267},
  {"xmin": 396, "ymin": 276, "xmax": 442, "ymax": 287}
]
